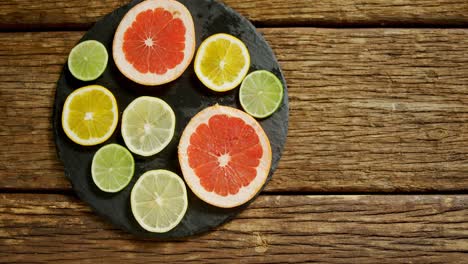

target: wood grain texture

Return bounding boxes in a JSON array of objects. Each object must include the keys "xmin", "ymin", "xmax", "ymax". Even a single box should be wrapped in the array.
[
  {"xmin": 0, "ymin": 0, "xmax": 467, "ymax": 29},
  {"xmin": 1, "ymin": 29, "xmax": 468, "ymax": 192},
  {"xmin": 0, "ymin": 194, "xmax": 467, "ymax": 263}
]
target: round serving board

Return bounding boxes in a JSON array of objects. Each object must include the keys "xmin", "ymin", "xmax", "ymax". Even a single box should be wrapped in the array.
[{"xmin": 53, "ymin": 0, "xmax": 288, "ymax": 239}]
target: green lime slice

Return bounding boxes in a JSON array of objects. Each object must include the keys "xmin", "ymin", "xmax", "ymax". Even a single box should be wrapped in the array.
[
  {"xmin": 68, "ymin": 40, "xmax": 108, "ymax": 81},
  {"xmin": 239, "ymin": 70, "xmax": 284, "ymax": 118},
  {"xmin": 121, "ymin": 97, "xmax": 176, "ymax": 157},
  {"xmin": 131, "ymin": 170, "xmax": 188, "ymax": 233},
  {"xmin": 91, "ymin": 144, "xmax": 135, "ymax": 193}
]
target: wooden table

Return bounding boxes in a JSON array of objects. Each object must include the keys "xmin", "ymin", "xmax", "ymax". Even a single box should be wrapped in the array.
[{"xmin": 1, "ymin": 0, "xmax": 468, "ymax": 263}]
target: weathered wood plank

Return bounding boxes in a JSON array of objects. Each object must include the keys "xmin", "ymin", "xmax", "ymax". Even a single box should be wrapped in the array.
[
  {"xmin": 1, "ymin": 29, "xmax": 468, "ymax": 192},
  {"xmin": 0, "ymin": 0, "xmax": 467, "ymax": 29},
  {"xmin": 0, "ymin": 194, "xmax": 467, "ymax": 263}
]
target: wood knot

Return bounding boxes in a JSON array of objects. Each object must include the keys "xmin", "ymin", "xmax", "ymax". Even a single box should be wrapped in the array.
[
  {"xmin": 425, "ymin": 128, "xmax": 449, "ymax": 141},
  {"xmin": 253, "ymin": 232, "xmax": 269, "ymax": 253}
]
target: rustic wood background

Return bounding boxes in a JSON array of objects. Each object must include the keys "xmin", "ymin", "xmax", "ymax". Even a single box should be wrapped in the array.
[{"xmin": 1, "ymin": 0, "xmax": 467, "ymax": 263}]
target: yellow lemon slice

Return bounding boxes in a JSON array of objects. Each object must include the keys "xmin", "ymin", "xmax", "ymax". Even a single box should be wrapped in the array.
[
  {"xmin": 61, "ymin": 85, "xmax": 118, "ymax": 146},
  {"xmin": 194, "ymin": 33, "xmax": 250, "ymax": 92}
]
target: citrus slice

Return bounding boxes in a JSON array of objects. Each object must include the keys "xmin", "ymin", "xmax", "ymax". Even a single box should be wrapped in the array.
[
  {"xmin": 194, "ymin": 33, "xmax": 250, "ymax": 92},
  {"xmin": 68, "ymin": 40, "xmax": 108, "ymax": 81},
  {"xmin": 131, "ymin": 170, "xmax": 188, "ymax": 233},
  {"xmin": 122, "ymin": 96, "xmax": 176, "ymax": 157},
  {"xmin": 240, "ymin": 70, "xmax": 284, "ymax": 118},
  {"xmin": 113, "ymin": 0, "xmax": 196, "ymax": 85},
  {"xmin": 62, "ymin": 85, "xmax": 118, "ymax": 146},
  {"xmin": 178, "ymin": 105, "xmax": 272, "ymax": 208},
  {"xmin": 91, "ymin": 144, "xmax": 135, "ymax": 193}
]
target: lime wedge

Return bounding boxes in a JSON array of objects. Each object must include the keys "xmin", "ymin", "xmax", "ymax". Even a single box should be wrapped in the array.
[
  {"xmin": 121, "ymin": 97, "xmax": 176, "ymax": 157},
  {"xmin": 68, "ymin": 40, "xmax": 108, "ymax": 81},
  {"xmin": 131, "ymin": 170, "xmax": 188, "ymax": 233},
  {"xmin": 91, "ymin": 144, "xmax": 135, "ymax": 193},
  {"xmin": 239, "ymin": 70, "xmax": 284, "ymax": 118}
]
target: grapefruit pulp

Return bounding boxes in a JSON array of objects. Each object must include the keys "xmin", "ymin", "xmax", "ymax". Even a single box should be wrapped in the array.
[
  {"xmin": 178, "ymin": 105, "xmax": 272, "ymax": 208},
  {"xmin": 113, "ymin": 0, "xmax": 195, "ymax": 85}
]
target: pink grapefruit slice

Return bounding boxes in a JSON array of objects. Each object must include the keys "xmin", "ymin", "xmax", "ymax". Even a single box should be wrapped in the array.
[
  {"xmin": 113, "ymin": 0, "xmax": 195, "ymax": 85},
  {"xmin": 178, "ymin": 105, "xmax": 272, "ymax": 208}
]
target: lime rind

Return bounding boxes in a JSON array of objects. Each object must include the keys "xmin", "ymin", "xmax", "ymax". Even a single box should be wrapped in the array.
[
  {"xmin": 239, "ymin": 70, "xmax": 284, "ymax": 118},
  {"xmin": 131, "ymin": 170, "xmax": 188, "ymax": 233},
  {"xmin": 91, "ymin": 144, "xmax": 135, "ymax": 193},
  {"xmin": 68, "ymin": 40, "xmax": 108, "ymax": 81}
]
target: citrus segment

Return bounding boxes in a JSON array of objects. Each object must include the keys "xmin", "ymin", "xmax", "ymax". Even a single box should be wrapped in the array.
[
  {"xmin": 113, "ymin": 0, "xmax": 195, "ymax": 85},
  {"xmin": 123, "ymin": 8, "xmax": 185, "ymax": 74},
  {"xmin": 131, "ymin": 170, "xmax": 188, "ymax": 233},
  {"xmin": 121, "ymin": 96, "xmax": 176, "ymax": 157},
  {"xmin": 68, "ymin": 40, "xmax": 108, "ymax": 81},
  {"xmin": 178, "ymin": 105, "xmax": 272, "ymax": 208},
  {"xmin": 91, "ymin": 144, "xmax": 135, "ymax": 193},
  {"xmin": 240, "ymin": 70, "xmax": 284, "ymax": 118},
  {"xmin": 62, "ymin": 85, "xmax": 118, "ymax": 146},
  {"xmin": 194, "ymin": 34, "xmax": 250, "ymax": 92}
]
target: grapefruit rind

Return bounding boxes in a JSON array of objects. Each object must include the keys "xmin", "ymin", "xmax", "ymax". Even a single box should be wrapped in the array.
[
  {"xmin": 113, "ymin": 0, "xmax": 196, "ymax": 86},
  {"xmin": 178, "ymin": 105, "xmax": 272, "ymax": 208}
]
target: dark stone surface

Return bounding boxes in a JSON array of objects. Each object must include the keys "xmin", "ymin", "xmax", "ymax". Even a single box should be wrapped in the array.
[{"xmin": 53, "ymin": 0, "xmax": 288, "ymax": 239}]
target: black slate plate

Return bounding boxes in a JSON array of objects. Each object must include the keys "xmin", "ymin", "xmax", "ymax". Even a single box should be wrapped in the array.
[{"xmin": 53, "ymin": 0, "xmax": 288, "ymax": 239}]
